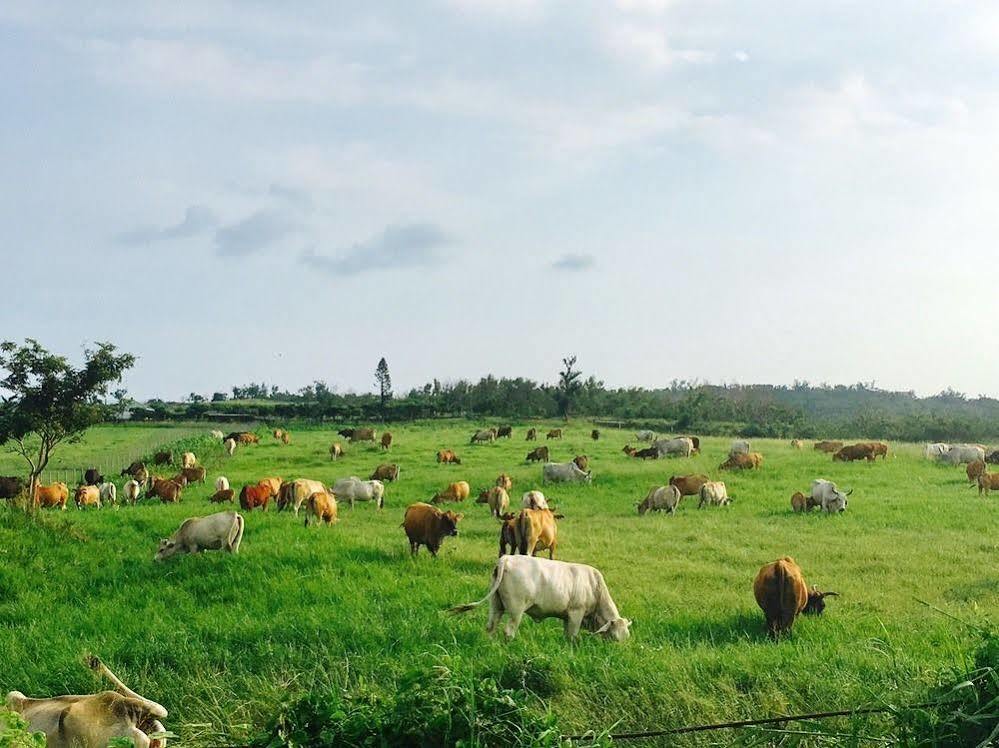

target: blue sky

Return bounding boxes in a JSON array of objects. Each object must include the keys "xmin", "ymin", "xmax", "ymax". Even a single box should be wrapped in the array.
[{"xmin": 2, "ymin": 1, "xmax": 998, "ymax": 400}]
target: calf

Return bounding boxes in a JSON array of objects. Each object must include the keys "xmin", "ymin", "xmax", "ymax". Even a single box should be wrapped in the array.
[
  {"xmin": 791, "ymin": 491, "xmax": 818, "ymax": 513},
  {"xmin": 304, "ymin": 491, "xmax": 338, "ymax": 526},
  {"xmin": 123, "ymin": 479, "xmax": 141, "ymax": 505},
  {"xmin": 449, "ymin": 555, "xmax": 631, "ymax": 641},
  {"xmin": 215, "ymin": 476, "xmax": 230, "ymax": 493},
  {"xmin": 180, "ymin": 466, "xmax": 207, "ymax": 484},
  {"xmin": 402, "ymin": 502, "xmax": 462, "ymax": 556},
  {"xmin": 210, "ymin": 488, "xmax": 235, "ymax": 503},
  {"xmin": 526, "ymin": 446, "xmax": 550, "ymax": 462},
  {"xmin": 155, "ymin": 511, "xmax": 244, "ymax": 560},
  {"xmin": 591, "ymin": 429, "xmax": 600, "ymax": 440},
  {"xmin": 498, "ymin": 513, "xmax": 518, "ymax": 556},
  {"xmin": 484, "ymin": 486, "xmax": 510, "ymax": 517},
  {"xmin": 433, "ymin": 480, "xmax": 470, "ymax": 504},
  {"xmin": 753, "ymin": 556, "xmax": 837, "ymax": 638},
  {"xmin": 436, "ymin": 449, "xmax": 461, "ymax": 465},
  {"xmin": 669, "ymin": 474, "xmax": 709, "ymax": 497},
  {"xmin": 370, "ymin": 463, "xmax": 400, "ymax": 482},
  {"xmin": 637, "ymin": 485, "xmax": 681, "ymax": 515},
  {"xmin": 6, "ymin": 655, "xmax": 168, "ymax": 748},
  {"xmin": 632, "ymin": 446, "xmax": 658, "ymax": 460}
]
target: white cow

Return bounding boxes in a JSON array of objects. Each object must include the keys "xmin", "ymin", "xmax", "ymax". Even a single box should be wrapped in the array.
[
  {"xmin": 180, "ymin": 452, "xmax": 196, "ymax": 469},
  {"xmin": 331, "ymin": 476, "xmax": 385, "ymax": 509},
  {"xmin": 941, "ymin": 444, "xmax": 986, "ymax": 465},
  {"xmin": 542, "ymin": 461, "xmax": 592, "ymax": 484},
  {"xmin": 522, "ymin": 490, "xmax": 549, "ymax": 510},
  {"xmin": 698, "ymin": 481, "xmax": 730, "ymax": 508},
  {"xmin": 154, "ymin": 511, "xmax": 244, "ymax": 561},
  {"xmin": 99, "ymin": 482, "xmax": 117, "ymax": 507},
  {"xmin": 223, "ymin": 438, "xmax": 236, "ymax": 457},
  {"xmin": 635, "ymin": 430, "xmax": 657, "ymax": 442},
  {"xmin": 729, "ymin": 440, "xmax": 751, "ymax": 456},
  {"xmin": 123, "ymin": 479, "xmax": 141, "ymax": 505},
  {"xmin": 215, "ymin": 476, "xmax": 230, "ymax": 493},
  {"xmin": 209, "ymin": 430, "xmax": 224, "ymax": 441},
  {"xmin": 811, "ymin": 479, "xmax": 850, "ymax": 513},
  {"xmin": 654, "ymin": 437, "xmax": 694, "ymax": 458},
  {"xmin": 449, "ymin": 555, "xmax": 631, "ymax": 641},
  {"xmin": 924, "ymin": 442, "xmax": 950, "ymax": 460},
  {"xmin": 637, "ymin": 485, "xmax": 680, "ymax": 515}
]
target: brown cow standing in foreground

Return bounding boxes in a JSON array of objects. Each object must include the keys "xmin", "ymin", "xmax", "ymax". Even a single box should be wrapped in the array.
[
  {"xmin": 6, "ymin": 655, "xmax": 168, "ymax": 748},
  {"xmin": 402, "ymin": 502, "xmax": 462, "ymax": 556},
  {"xmin": 753, "ymin": 556, "xmax": 837, "ymax": 638}
]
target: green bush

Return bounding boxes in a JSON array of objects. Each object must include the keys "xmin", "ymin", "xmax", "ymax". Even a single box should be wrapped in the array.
[{"xmin": 0, "ymin": 710, "xmax": 45, "ymax": 748}]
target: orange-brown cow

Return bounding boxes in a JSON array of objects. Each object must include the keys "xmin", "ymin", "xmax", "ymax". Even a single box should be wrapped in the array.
[
  {"xmin": 34, "ymin": 482, "xmax": 69, "ymax": 510},
  {"xmin": 669, "ymin": 474, "xmax": 710, "ymax": 497},
  {"xmin": 402, "ymin": 502, "xmax": 462, "ymax": 556},
  {"xmin": 719, "ymin": 452, "xmax": 763, "ymax": 470},
  {"xmin": 74, "ymin": 485, "xmax": 101, "ymax": 509},
  {"xmin": 976, "ymin": 472, "xmax": 999, "ymax": 496},
  {"xmin": 149, "ymin": 478, "xmax": 182, "ymax": 503},
  {"xmin": 526, "ymin": 446, "xmax": 550, "ymax": 463},
  {"xmin": 833, "ymin": 443, "xmax": 876, "ymax": 462},
  {"xmin": 436, "ymin": 449, "xmax": 461, "ymax": 465},
  {"xmin": 239, "ymin": 483, "xmax": 271, "ymax": 511},
  {"xmin": 432, "ymin": 480, "xmax": 470, "ymax": 504},
  {"xmin": 753, "ymin": 556, "xmax": 837, "ymax": 638},
  {"xmin": 515, "ymin": 508, "xmax": 559, "ymax": 559},
  {"xmin": 304, "ymin": 491, "xmax": 338, "ymax": 526},
  {"xmin": 180, "ymin": 466, "xmax": 207, "ymax": 484},
  {"xmin": 371, "ymin": 463, "xmax": 400, "ymax": 482},
  {"xmin": 967, "ymin": 459, "xmax": 987, "ymax": 483},
  {"xmin": 495, "ymin": 473, "xmax": 513, "ymax": 491}
]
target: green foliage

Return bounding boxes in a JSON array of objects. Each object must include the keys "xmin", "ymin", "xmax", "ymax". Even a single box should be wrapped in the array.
[
  {"xmin": 375, "ymin": 358, "xmax": 392, "ymax": 412},
  {"xmin": 0, "ymin": 710, "xmax": 45, "ymax": 748},
  {"xmin": 552, "ymin": 356, "xmax": 582, "ymax": 421}
]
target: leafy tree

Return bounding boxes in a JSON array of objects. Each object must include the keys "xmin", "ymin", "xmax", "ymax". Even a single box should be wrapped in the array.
[
  {"xmin": 553, "ymin": 355, "xmax": 582, "ymax": 421},
  {"xmin": 211, "ymin": 391, "xmax": 228, "ymax": 402},
  {"xmin": 0, "ymin": 339, "xmax": 135, "ymax": 507},
  {"xmin": 375, "ymin": 357, "xmax": 392, "ymax": 412},
  {"xmin": 187, "ymin": 392, "xmax": 205, "ymax": 403}
]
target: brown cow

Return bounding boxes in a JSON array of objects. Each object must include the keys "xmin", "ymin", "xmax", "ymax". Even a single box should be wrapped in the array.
[
  {"xmin": 33, "ymin": 482, "xmax": 69, "ymax": 510},
  {"xmin": 0, "ymin": 476, "xmax": 24, "ymax": 501},
  {"xmin": 227, "ymin": 432, "xmax": 259, "ymax": 445},
  {"xmin": 498, "ymin": 513, "xmax": 518, "ymax": 556},
  {"xmin": 280, "ymin": 431, "xmax": 291, "ymax": 445},
  {"xmin": 74, "ymin": 485, "xmax": 101, "ymax": 509},
  {"xmin": 437, "ymin": 449, "xmax": 461, "ymax": 465},
  {"xmin": 180, "ymin": 466, "xmax": 208, "ymax": 484},
  {"xmin": 591, "ymin": 429, "xmax": 600, "ymax": 441},
  {"xmin": 526, "ymin": 428, "xmax": 537, "ymax": 441},
  {"xmin": 371, "ymin": 463, "xmax": 400, "ymax": 482},
  {"xmin": 495, "ymin": 473, "xmax": 513, "ymax": 491},
  {"xmin": 329, "ymin": 442, "xmax": 344, "ymax": 460},
  {"xmin": 976, "ymin": 472, "xmax": 999, "ymax": 496},
  {"xmin": 239, "ymin": 483, "xmax": 271, "ymax": 511},
  {"xmin": 381, "ymin": 432, "xmax": 393, "ymax": 450},
  {"xmin": 669, "ymin": 474, "xmax": 710, "ymax": 497},
  {"xmin": 433, "ymin": 481, "xmax": 470, "ymax": 503},
  {"xmin": 120, "ymin": 461, "xmax": 146, "ymax": 479},
  {"xmin": 573, "ymin": 455, "xmax": 589, "ymax": 471},
  {"xmin": 790, "ymin": 439, "xmax": 804, "ymax": 449},
  {"xmin": 632, "ymin": 447, "xmax": 658, "ymax": 460},
  {"xmin": 149, "ymin": 478, "xmax": 182, "ymax": 504},
  {"xmin": 210, "ymin": 488, "xmax": 235, "ymax": 503},
  {"xmin": 516, "ymin": 508, "xmax": 558, "ymax": 559},
  {"xmin": 526, "ymin": 446, "xmax": 550, "ymax": 463},
  {"xmin": 869, "ymin": 442, "xmax": 888, "ymax": 460},
  {"xmin": 497, "ymin": 426, "xmax": 513, "ymax": 438},
  {"xmin": 814, "ymin": 440, "xmax": 843, "ymax": 453},
  {"xmin": 169, "ymin": 473, "xmax": 188, "ymax": 488},
  {"xmin": 273, "ymin": 429, "xmax": 284, "ymax": 439},
  {"xmin": 833, "ymin": 444, "xmax": 876, "ymax": 462},
  {"xmin": 967, "ymin": 459, "xmax": 987, "ymax": 483},
  {"xmin": 257, "ymin": 477, "xmax": 282, "ymax": 499},
  {"xmin": 622, "ymin": 444, "xmax": 637, "ymax": 457},
  {"xmin": 153, "ymin": 451, "xmax": 173, "ymax": 465},
  {"xmin": 402, "ymin": 502, "xmax": 462, "ymax": 556},
  {"xmin": 719, "ymin": 452, "xmax": 763, "ymax": 470},
  {"xmin": 790, "ymin": 491, "xmax": 819, "ymax": 513},
  {"xmin": 546, "ymin": 428, "xmax": 563, "ymax": 440},
  {"xmin": 753, "ymin": 556, "xmax": 837, "ymax": 638},
  {"xmin": 304, "ymin": 491, "xmax": 338, "ymax": 526},
  {"xmin": 351, "ymin": 427, "xmax": 377, "ymax": 443}
]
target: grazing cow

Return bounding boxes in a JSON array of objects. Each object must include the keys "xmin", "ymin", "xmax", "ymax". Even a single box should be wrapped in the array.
[
  {"xmin": 654, "ymin": 437, "xmax": 694, "ymax": 459},
  {"xmin": 449, "ymin": 555, "xmax": 631, "ymax": 642},
  {"xmin": 967, "ymin": 460, "xmax": 987, "ymax": 483},
  {"xmin": 120, "ymin": 461, "xmax": 146, "ymax": 479},
  {"xmin": 924, "ymin": 442, "xmax": 950, "ymax": 459},
  {"xmin": 0, "ymin": 476, "xmax": 24, "ymax": 500},
  {"xmin": 790, "ymin": 439, "xmax": 804, "ymax": 449},
  {"xmin": 632, "ymin": 447, "xmax": 658, "ymax": 460},
  {"xmin": 338, "ymin": 428, "xmax": 356, "ymax": 440},
  {"xmin": 698, "ymin": 481, "xmax": 731, "ymax": 508},
  {"xmin": 256, "ymin": 477, "xmax": 282, "ymax": 499},
  {"xmin": 6, "ymin": 655, "xmax": 168, "ymax": 748},
  {"xmin": 498, "ymin": 514, "xmax": 519, "ymax": 556},
  {"xmin": 719, "ymin": 452, "xmax": 763, "ymax": 470},
  {"xmin": 635, "ymin": 430, "xmax": 656, "ymax": 442},
  {"xmin": 546, "ymin": 428, "xmax": 563, "ymax": 440},
  {"xmin": 402, "ymin": 502, "xmax": 462, "ymax": 556},
  {"xmin": 433, "ymin": 480, "xmax": 470, "ymax": 504},
  {"xmin": 34, "ymin": 482, "xmax": 69, "ymax": 510},
  {"xmin": 74, "ymin": 485, "xmax": 101, "ymax": 509},
  {"xmin": 976, "ymin": 472, "xmax": 999, "ymax": 495},
  {"xmin": 526, "ymin": 428, "xmax": 537, "ymax": 441},
  {"xmin": 155, "ymin": 511, "xmax": 244, "ymax": 561},
  {"xmin": 814, "ymin": 440, "xmax": 844, "ymax": 454},
  {"xmin": 84, "ymin": 468, "xmax": 104, "ymax": 487},
  {"xmin": 304, "ymin": 491, "xmax": 338, "ymax": 526},
  {"xmin": 790, "ymin": 491, "xmax": 819, "ymax": 513},
  {"xmin": 591, "ymin": 429, "xmax": 600, "ymax": 440},
  {"xmin": 833, "ymin": 443, "xmax": 877, "ymax": 462},
  {"xmin": 573, "ymin": 455, "xmax": 589, "ymax": 471},
  {"xmin": 669, "ymin": 474, "xmax": 710, "ymax": 497},
  {"xmin": 986, "ymin": 450, "xmax": 999, "ymax": 465},
  {"xmin": 542, "ymin": 461, "xmax": 592, "ymax": 484},
  {"xmin": 223, "ymin": 438, "xmax": 236, "ymax": 457},
  {"xmin": 942, "ymin": 444, "xmax": 986, "ymax": 465},
  {"xmin": 273, "ymin": 429, "xmax": 284, "ymax": 439},
  {"xmin": 215, "ymin": 476, "xmax": 230, "ymax": 493},
  {"xmin": 522, "ymin": 490, "xmax": 549, "ymax": 510},
  {"xmin": 622, "ymin": 444, "xmax": 637, "ymax": 457},
  {"xmin": 148, "ymin": 478, "xmax": 182, "ymax": 504},
  {"xmin": 637, "ymin": 485, "xmax": 681, "ymax": 515},
  {"xmin": 168, "ymin": 474, "xmax": 188, "ymax": 488},
  {"xmin": 331, "ymin": 477, "xmax": 385, "ymax": 509},
  {"xmin": 370, "ymin": 463, "xmax": 400, "ymax": 482},
  {"xmin": 436, "ymin": 449, "xmax": 461, "ymax": 465},
  {"xmin": 810, "ymin": 479, "xmax": 851, "ymax": 513},
  {"xmin": 495, "ymin": 473, "xmax": 513, "ymax": 491},
  {"xmin": 226, "ymin": 432, "xmax": 259, "ymax": 445},
  {"xmin": 277, "ymin": 479, "xmax": 327, "ymax": 515},
  {"xmin": 210, "ymin": 430, "xmax": 224, "ymax": 441},
  {"xmin": 123, "ymin": 479, "xmax": 141, "ymax": 505},
  {"xmin": 680, "ymin": 435, "xmax": 701, "ymax": 453},
  {"xmin": 99, "ymin": 482, "xmax": 117, "ymax": 507},
  {"xmin": 471, "ymin": 429, "xmax": 496, "ymax": 444},
  {"xmin": 515, "ymin": 508, "xmax": 558, "ymax": 558},
  {"xmin": 210, "ymin": 489, "xmax": 235, "ymax": 503},
  {"xmin": 380, "ymin": 432, "xmax": 393, "ymax": 450},
  {"xmin": 729, "ymin": 440, "xmax": 751, "ymax": 456},
  {"xmin": 153, "ymin": 451, "xmax": 173, "ymax": 466},
  {"xmin": 526, "ymin": 446, "xmax": 550, "ymax": 463},
  {"xmin": 329, "ymin": 442, "xmax": 344, "ymax": 460},
  {"xmin": 497, "ymin": 426, "xmax": 513, "ymax": 438},
  {"xmin": 753, "ymin": 556, "xmax": 837, "ymax": 638},
  {"xmin": 485, "ymin": 486, "xmax": 510, "ymax": 517},
  {"xmin": 869, "ymin": 442, "xmax": 888, "ymax": 460},
  {"xmin": 181, "ymin": 452, "xmax": 196, "ymax": 469},
  {"xmin": 239, "ymin": 483, "xmax": 271, "ymax": 512},
  {"xmin": 180, "ymin": 466, "xmax": 208, "ymax": 484},
  {"xmin": 280, "ymin": 431, "xmax": 291, "ymax": 445},
  {"xmin": 351, "ymin": 427, "xmax": 377, "ymax": 443}
]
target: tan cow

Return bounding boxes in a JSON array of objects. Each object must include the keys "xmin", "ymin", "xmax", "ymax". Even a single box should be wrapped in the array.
[
  {"xmin": 433, "ymin": 480, "xmax": 470, "ymax": 504},
  {"xmin": 719, "ymin": 452, "xmax": 763, "ymax": 470},
  {"xmin": 181, "ymin": 452, "xmax": 196, "ymax": 469},
  {"xmin": 329, "ymin": 442, "xmax": 344, "ymax": 460},
  {"xmin": 436, "ymin": 449, "xmax": 461, "ymax": 465},
  {"xmin": 484, "ymin": 486, "xmax": 510, "ymax": 517},
  {"xmin": 277, "ymin": 478, "xmax": 327, "ymax": 515},
  {"xmin": 34, "ymin": 482, "xmax": 69, "ymax": 510},
  {"xmin": 495, "ymin": 473, "xmax": 513, "ymax": 491},
  {"xmin": 515, "ymin": 508, "xmax": 558, "ymax": 558},
  {"xmin": 977, "ymin": 472, "xmax": 999, "ymax": 496},
  {"xmin": 304, "ymin": 491, "xmax": 338, "ymax": 526},
  {"xmin": 74, "ymin": 485, "xmax": 101, "ymax": 509},
  {"xmin": 402, "ymin": 502, "xmax": 462, "ymax": 556}
]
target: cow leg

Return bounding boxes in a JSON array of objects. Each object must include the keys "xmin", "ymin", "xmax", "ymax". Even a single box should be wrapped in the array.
[
  {"xmin": 486, "ymin": 595, "xmax": 504, "ymax": 635},
  {"xmin": 409, "ymin": 541, "xmax": 419, "ymax": 556},
  {"xmin": 564, "ymin": 610, "xmax": 584, "ymax": 640},
  {"xmin": 503, "ymin": 609, "xmax": 524, "ymax": 640}
]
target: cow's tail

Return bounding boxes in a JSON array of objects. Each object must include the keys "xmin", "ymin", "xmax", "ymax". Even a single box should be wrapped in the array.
[
  {"xmin": 516, "ymin": 510, "xmax": 533, "ymax": 555},
  {"xmin": 228, "ymin": 513, "xmax": 245, "ymax": 552},
  {"xmin": 774, "ymin": 560, "xmax": 787, "ymax": 632},
  {"xmin": 448, "ymin": 557, "xmax": 506, "ymax": 614}
]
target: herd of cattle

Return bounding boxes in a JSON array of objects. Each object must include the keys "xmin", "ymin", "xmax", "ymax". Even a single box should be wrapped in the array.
[{"xmin": 1, "ymin": 425, "xmax": 993, "ymax": 747}]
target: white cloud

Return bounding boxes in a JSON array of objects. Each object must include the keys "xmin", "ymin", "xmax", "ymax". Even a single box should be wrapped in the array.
[{"xmin": 604, "ymin": 22, "xmax": 714, "ymax": 70}]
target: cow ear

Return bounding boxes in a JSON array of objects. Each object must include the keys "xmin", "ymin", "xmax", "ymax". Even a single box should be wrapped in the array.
[
  {"xmin": 455, "ymin": 513, "xmax": 464, "ymax": 521},
  {"xmin": 594, "ymin": 621, "xmax": 613, "ymax": 634}
]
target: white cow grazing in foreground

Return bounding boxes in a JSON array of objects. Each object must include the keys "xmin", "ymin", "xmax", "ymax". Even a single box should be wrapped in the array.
[
  {"xmin": 654, "ymin": 437, "xmax": 693, "ymax": 458},
  {"xmin": 154, "ymin": 511, "xmax": 244, "ymax": 561},
  {"xmin": 449, "ymin": 555, "xmax": 631, "ymax": 641},
  {"xmin": 331, "ymin": 476, "xmax": 385, "ymax": 509},
  {"xmin": 811, "ymin": 479, "xmax": 850, "ymax": 513},
  {"xmin": 542, "ymin": 461, "xmax": 592, "ymax": 484},
  {"xmin": 522, "ymin": 490, "xmax": 549, "ymax": 510},
  {"xmin": 729, "ymin": 440, "xmax": 751, "ymax": 456},
  {"xmin": 6, "ymin": 656, "xmax": 168, "ymax": 748}
]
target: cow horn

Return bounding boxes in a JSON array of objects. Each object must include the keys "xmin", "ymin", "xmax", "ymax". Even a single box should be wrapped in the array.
[
  {"xmin": 819, "ymin": 591, "xmax": 839, "ymax": 598},
  {"xmin": 845, "ymin": 488, "xmax": 854, "ymax": 496},
  {"xmin": 594, "ymin": 620, "xmax": 613, "ymax": 634}
]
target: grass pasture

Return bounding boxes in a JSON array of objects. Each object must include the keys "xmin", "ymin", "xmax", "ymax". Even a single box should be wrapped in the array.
[{"xmin": 1, "ymin": 423, "xmax": 997, "ymax": 746}]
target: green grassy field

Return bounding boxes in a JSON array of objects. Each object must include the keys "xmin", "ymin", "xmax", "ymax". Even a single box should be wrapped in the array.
[{"xmin": 1, "ymin": 423, "xmax": 997, "ymax": 746}]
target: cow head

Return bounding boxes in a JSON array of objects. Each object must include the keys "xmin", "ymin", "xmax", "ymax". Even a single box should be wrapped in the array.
[
  {"xmin": 439, "ymin": 510, "xmax": 463, "ymax": 536},
  {"xmin": 154, "ymin": 538, "xmax": 179, "ymax": 562},
  {"xmin": 636, "ymin": 500, "xmax": 649, "ymax": 515},
  {"xmin": 803, "ymin": 586, "xmax": 838, "ymax": 615},
  {"xmin": 595, "ymin": 617, "xmax": 632, "ymax": 642},
  {"xmin": 824, "ymin": 489, "xmax": 848, "ymax": 512}
]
